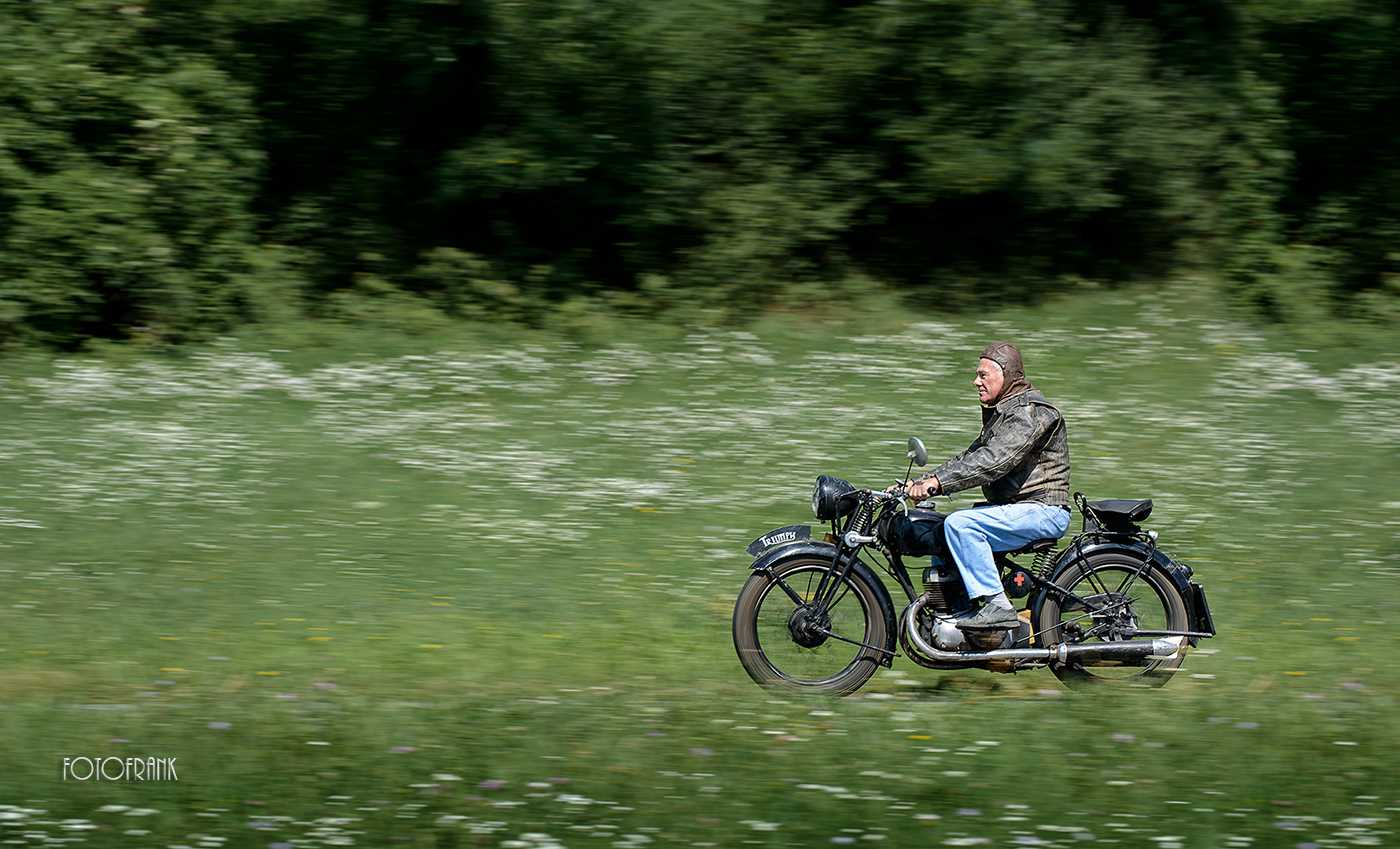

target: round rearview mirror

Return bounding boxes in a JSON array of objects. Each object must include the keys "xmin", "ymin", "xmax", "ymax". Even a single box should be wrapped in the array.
[{"xmin": 907, "ymin": 436, "xmax": 928, "ymax": 467}]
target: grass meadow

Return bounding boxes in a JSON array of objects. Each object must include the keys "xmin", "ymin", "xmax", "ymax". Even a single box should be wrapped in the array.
[{"xmin": 1, "ymin": 282, "xmax": 1398, "ymax": 848}]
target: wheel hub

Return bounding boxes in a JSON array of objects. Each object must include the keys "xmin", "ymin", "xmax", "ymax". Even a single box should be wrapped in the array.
[
  {"xmin": 1087, "ymin": 593, "xmax": 1138, "ymax": 640},
  {"xmin": 787, "ymin": 605, "xmax": 831, "ymax": 648}
]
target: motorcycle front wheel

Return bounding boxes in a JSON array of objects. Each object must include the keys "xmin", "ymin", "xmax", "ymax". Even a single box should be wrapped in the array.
[
  {"xmin": 1034, "ymin": 551, "xmax": 1189, "ymax": 689},
  {"xmin": 732, "ymin": 555, "xmax": 888, "ymax": 696}
]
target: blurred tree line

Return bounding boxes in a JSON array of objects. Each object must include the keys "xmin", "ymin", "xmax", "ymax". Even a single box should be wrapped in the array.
[{"xmin": 1, "ymin": 0, "xmax": 1397, "ymax": 347}]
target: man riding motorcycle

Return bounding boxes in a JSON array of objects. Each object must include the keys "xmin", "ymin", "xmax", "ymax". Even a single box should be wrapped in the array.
[{"xmin": 901, "ymin": 342, "xmax": 1071, "ymax": 630}]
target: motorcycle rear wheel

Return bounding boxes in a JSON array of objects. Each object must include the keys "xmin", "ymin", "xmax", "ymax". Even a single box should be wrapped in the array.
[
  {"xmin": 1034, "ymin": 551, "xmax": 1189, "ymax": 689},
  {"xmin": 732, "ymin": 555, "xmax": 888, "ymax": 696}
]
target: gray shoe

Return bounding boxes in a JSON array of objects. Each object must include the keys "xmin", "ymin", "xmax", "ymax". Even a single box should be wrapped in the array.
[{"xmin": 957, "ymin": 604, "xmax": 1019, "ymax": 631}]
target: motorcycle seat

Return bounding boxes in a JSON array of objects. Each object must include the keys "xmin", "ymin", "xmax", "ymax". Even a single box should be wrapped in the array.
[
  {"xmin": 1076, "ymin": 494, "xmax": 1153, "ymax": 534},
  {"xmin": 1087, "ymin": 498, "xmax": 1153, "ymax": 524}
]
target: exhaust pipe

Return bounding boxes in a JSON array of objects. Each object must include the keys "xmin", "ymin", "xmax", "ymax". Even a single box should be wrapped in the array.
[{"xmin": 902, "ymin": 596, "xmax": 1186, "ymax": 666}]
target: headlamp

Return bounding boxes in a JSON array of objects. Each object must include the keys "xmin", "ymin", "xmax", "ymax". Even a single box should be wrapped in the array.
[{"xmin": 811, "ymin": 475, "xmax": 859, "ymax": 521}]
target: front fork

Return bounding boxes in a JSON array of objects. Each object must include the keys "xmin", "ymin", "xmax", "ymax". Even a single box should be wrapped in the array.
[
  {"xmin": 809, "ymin": 537, "xmax": 864, "ymax": 615},
  {"xmin": 813, "ymin": 527, "xmax": 918, "ymax": 613},
  {"xmin": 772, "ymin": 536, "xmax": 905, "ymax": 664}
]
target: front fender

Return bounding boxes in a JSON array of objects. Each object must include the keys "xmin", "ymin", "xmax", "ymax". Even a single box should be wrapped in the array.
[
  {"xmin": 746, "ymin": 537, "xmax": 899, "ymax": 667},
  {"xmin": 745, "ymin": 524, "xmax": 813, "ymax": 557}
]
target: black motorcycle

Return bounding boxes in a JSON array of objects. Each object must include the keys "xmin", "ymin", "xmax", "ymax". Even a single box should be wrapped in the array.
[{"xmin": 732, "ymin": 438, "xmax": 1215, "ymax": 694}]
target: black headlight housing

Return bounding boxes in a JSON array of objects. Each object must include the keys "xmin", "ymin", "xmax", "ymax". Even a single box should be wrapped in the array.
[{"xmin": 812, "ymin": 475, "xmax": 859, "ymax": 521}]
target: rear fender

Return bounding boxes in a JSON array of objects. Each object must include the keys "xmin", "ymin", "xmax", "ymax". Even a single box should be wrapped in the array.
[
  {"xmin": 747, "ymin": 538, "xmax": 898, "ymax": 667},
  {"xmin": 1033, "ymin": 538, "xmax": 1214, "ymax": 643}
]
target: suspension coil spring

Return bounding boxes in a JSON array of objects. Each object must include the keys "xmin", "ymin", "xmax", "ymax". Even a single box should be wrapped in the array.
[{"xmin": 851, "ymin": 501, "xmax": 873, "ymax": 535}]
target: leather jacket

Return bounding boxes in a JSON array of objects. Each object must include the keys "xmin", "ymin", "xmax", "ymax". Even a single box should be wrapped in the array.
[{"xmin": 926, "ymin": 388, "xmax": 1070, "ymax": 508}]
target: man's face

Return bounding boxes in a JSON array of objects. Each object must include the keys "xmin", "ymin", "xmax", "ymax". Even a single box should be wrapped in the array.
[{"xmin": 974, "ymin": 358, "xmax": 1005, "ymax": 406}]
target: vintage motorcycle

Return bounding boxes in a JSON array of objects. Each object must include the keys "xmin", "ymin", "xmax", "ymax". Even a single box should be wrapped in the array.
[{"xmin": 732, "ymin": 438, "xmax": 1215, "ymax": 694}]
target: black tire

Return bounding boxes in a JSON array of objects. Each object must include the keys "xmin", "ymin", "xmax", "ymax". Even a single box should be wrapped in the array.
[
  {"xmin": 732, "ymin": 555, "xmax": 888, "ymax": 696},
  {"xmin": 1033, "ymin": 551, "xmax": 1189, "ymax": 689}
]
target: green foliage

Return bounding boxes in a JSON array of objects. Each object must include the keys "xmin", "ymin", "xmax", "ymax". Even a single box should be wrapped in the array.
[
  {"xmin": 836, "ymin": 3, "xmax": 1249, "ymax": 283},
  {"xmin": 410, "ymin": 247, "xmax": 547, "ymax": 323},
  {"xmin": 4, "ymin": 0, "xmax": 1400, "ymax": 347},
  {"xmin": 0, "ymin": 0, "xmax": 270, "ymax": 347},
  {"xmin": 215, "ymin": 0, "xmax": 491, "ymax": 283},
  {"xmin": 1241, "ymin": 0, "xmax": 1400, "ymax": 310}
]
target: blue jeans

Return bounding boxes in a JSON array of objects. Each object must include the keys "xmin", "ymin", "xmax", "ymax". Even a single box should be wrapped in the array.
[{"xmin": 938, "ymin": 503, "xmax": 1071, "ymax": 600}]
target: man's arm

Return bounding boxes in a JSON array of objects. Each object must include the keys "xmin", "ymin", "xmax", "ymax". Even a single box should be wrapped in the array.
[{"xmin": 929, "ymin": 403, "xmax": 1058, "ymax": 496}]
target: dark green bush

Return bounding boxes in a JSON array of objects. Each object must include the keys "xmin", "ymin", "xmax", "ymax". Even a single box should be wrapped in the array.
[{"xmin": 3, "ymin": 0, "xmax": 1399, "ymax": 347}]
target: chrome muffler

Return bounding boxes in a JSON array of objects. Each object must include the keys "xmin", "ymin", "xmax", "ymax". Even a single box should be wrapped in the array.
[{"xmin": 901, "ymin": 595, "xmax": 1186, "ymax": 666}]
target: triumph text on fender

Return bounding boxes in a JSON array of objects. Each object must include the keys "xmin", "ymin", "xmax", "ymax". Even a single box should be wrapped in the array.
[{"xmin": 62, "ymin": 757, "xmax": 178, "ymax": 781}]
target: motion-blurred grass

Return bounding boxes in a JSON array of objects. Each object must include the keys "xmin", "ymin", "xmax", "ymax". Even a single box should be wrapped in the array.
[{"xmin": 1, "ymin": 282, "xmax": 1397, "ymax": 847}]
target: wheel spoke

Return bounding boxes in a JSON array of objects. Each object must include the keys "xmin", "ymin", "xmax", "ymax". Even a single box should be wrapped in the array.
[
  {"xmin": 1084, "ymin": 568, "xmax": 1111, "ymax": 597},
  {"xmin": 1034, "ymin": 554, "xmax": 1188, "ymax": 688},
  {"xmin": 822, "ymin": 577, "xmax": 854, "ymax": 611},
  {"xmin": 733, "ymin": 556, "xmax": 886, "ymax": 696}
]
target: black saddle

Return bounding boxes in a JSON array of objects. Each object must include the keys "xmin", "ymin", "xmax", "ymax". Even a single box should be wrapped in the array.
[{"xmin": 1077, "ymin": 493, "xmax": 1153, "ymax": 533}]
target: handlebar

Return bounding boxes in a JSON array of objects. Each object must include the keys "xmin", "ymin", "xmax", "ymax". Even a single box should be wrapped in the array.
[{"xmin": 872, "ymin": 486, "xmax": 911, "ymax": 513}]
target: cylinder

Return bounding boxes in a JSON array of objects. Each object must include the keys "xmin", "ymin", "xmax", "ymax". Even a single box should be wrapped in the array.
[{"xmin": 921, "ymin": 561, "xmax": 969, "ymax": 615}]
